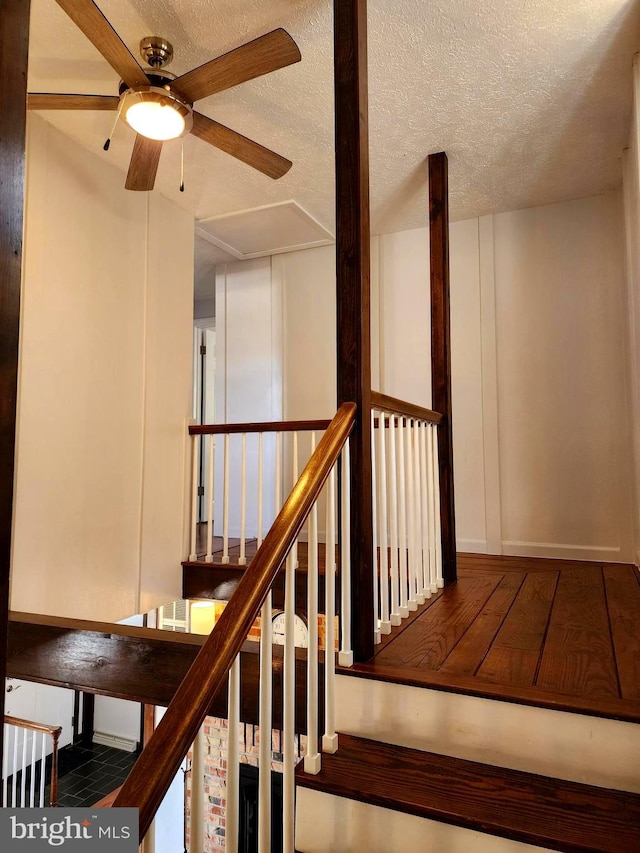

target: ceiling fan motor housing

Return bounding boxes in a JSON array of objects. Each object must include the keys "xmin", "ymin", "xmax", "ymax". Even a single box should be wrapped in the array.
[{"xmin": 139, "ymin": 36, "xmax": 174, "ymax": 69}]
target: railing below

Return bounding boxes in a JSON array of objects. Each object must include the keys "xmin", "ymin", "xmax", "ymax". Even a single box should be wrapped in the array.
[
  {"xmin": 371, "ymin": 394, "xmax": 444, "ymax": 643},
  {"xmin": 115, "ymin": 403, "xmax": 357, "ymax": 852},
  {"xmin": 2, "ymin": 715, "xmax": 62, "ymax": 807},
  {"xmin": 187, "ymin": 418, "xmax": 332, "ymax": 567}
]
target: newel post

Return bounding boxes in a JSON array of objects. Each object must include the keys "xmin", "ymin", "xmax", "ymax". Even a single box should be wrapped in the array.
[
  {"xmin": 0, "ymin": 0, "xmax": 31, "ymax": 796},
  {"xmin": 334, "ymin": 0, "xmax": 375, "ymax": 662},
  {"xmin": 429, "ymin": 152, "xmax": 457, "ymax": 584}
]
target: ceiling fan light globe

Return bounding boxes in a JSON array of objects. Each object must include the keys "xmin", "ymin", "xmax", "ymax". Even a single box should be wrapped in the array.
[
  {"xmin": 126, "ymin": 100, "xmax": 185, "ymax": 140},
  {"xmin": 119, "ymin": 87, "xmax": 193, "ymax": 142}
]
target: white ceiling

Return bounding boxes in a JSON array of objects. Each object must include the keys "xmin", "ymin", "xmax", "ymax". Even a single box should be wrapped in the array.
[{"xmin": 28, "ymin": 0, "xmax": 640, "ymax": 238}]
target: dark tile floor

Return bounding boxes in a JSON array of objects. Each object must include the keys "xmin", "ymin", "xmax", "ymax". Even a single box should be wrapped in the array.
[{"xmin": 51, "ymin": 742, "xmax": 139, "ymax": 808}]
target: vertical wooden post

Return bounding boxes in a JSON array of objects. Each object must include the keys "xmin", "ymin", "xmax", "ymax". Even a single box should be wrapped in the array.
[
  {"xmin": 429, "ymin": 152, "xmax": 457, "ymax": 584},
  {"xmin": 0, "ymin": 0, "xmax": 30, "ymax": 801},
  {"xmin": 334, "ymin": 0, "xmax": 374, "ymax": 662}
]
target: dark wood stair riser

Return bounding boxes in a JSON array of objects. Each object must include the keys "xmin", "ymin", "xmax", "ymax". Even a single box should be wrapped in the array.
[{"xmin": 296, "ymin": 734, "xmax": 640, "ymax": 853}]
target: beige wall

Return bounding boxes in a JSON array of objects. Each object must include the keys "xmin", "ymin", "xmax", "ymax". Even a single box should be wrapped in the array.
[
  {"xmin": 11, "ymin": 115, "xmax": 194, "ymax": 622},
  {"xmin": 622, "ymin": 57, "xmax": 640, "ymax": 568}
]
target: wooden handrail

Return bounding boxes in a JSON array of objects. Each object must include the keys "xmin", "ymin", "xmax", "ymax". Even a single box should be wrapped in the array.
[
  {"xmin": 4, "ymin": 715, "xmax": 62, "ymax": 739},
  {"xmin": 371, "ymin": 390, "xmax": 443, "ymax": 425},
  {"xmin": 114, "ymin": 403, "xmax": 357, "ymax": 837},
  {"xmin": 189, "ymin": 418, "xmax": 332, "ymax": 436}
]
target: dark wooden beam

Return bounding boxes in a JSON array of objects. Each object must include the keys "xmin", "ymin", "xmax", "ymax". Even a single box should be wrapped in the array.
[
  {"xmin": 182, "ymin": 561, "xmax": 330, "ymax": 614},
  {"xmin": 428, "ymin": 152, "xmax": 457, "ymax": 584},
  {"xmin": 81, "ymin": 694, "xmax": 95, "ymax": 747},
  {"xmin": 334, "ymin": 0, "xmax": 374, "ymax": 663},
  {"xmin": 0, "ymin": 0, "xmax": 30, "ymax": 802},
  {"xmin": 7, "ymin": 612, "xmax": 320, "ymax": 734}
]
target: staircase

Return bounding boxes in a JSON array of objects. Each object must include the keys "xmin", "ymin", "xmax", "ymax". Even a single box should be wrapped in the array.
[{"xmin": 294, "ymin": 671, "xmax": 640, "ymax": 852}]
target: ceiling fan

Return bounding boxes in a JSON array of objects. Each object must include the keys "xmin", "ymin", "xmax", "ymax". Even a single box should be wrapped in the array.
[{"xmin": 27, "ymin": 0, "xmax": 301, "ymax": 191}]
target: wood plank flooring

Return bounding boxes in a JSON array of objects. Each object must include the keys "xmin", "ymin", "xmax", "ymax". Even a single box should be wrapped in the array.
[{"xmin": 350, "ymin": 553, "xmax": 640, "ymax": 722}]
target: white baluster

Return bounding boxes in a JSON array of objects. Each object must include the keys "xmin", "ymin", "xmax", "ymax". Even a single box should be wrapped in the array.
[
  {"xmin": 2, "ymin": 724, "xmax": 8, "ymax": 807},
  {"xmin": 257, "ymin": 433, "xmax": 264, "ymax": 548},
  {"xmin": 205, "ymin": 434, "xmax": 214, "ymax": 563},
  {"xmin": 275, "ymin": 432, "xmax": 282, "ymax": 517},
  {"xmin": 292, "ymin": 432, "xmax": 299, "ymax": 569},
  {"xmin": 406, "ymin": 419, "xmax": 424, "ymax": 606},
  {"xmin": 305, "ymin": 434, "xmax": 321, "ymax": 774},
  {"xmin": 11, "ymin": 725, "xmax": 18, "ymax": 807},
  {"xmin": 20, "ymin": 729, "xmax": 27, "ymax": 806},
  {"xmin": 226, "ymin": 655, "xmax": 241, "ymax": 853},
  {"xmin": 283, "ymin": 551, "xmax": 296, "ymax": 853},
  {"xmin": 189, "ymin": 436, "xmax": 199, "ymax": 561},
  {"xmin": 39, "ymin": 732, "xmax": 46, "ymax": 807},
  {"xmin": 419, "ymin": 422, "xmax": 432, "ymax": 596},
  {"xmin": 29, "ymin": 731, "xmax": 37, "ymax": 806},
  {"xmin": 189, "ymin": 728, "xmax": 205, "ymax": 853},
  {"xmin": 323, "ymin": 465, "xmax": 339, "ymax": 751},
  {"xmin": 222, "ymin": 434, "xmax": 230, "ymax": 564},
  {"xmin": 370, "ymin": 410, "xmax": 381, "ymax": 643},
  {"xmin": 239, "ymin": 433, "xmax": 247, "ymax": 565},
  {"xmin": 377, "ymin": 413, "xmax": 392, "ymax": 633},
  {"xmin": 426, "ymin": 424, "xmax": 437, "ymax": 593},
  {"xmin": 398, "ymin": 417, "xmax": 415, "ymax": 611},
  {"xmin": 432, "ymin": 425, "xmax": 444, "ymax": 588},
  {"xmin": 258, "ymin": 592, "xmax": 272, "ymax": 853},
  {"xmin": 339, "ymin": 440, "xmax": 353, "ymax": 666},
  {"xmin": 413, "ymin": 418, "xmax": 427, "ymax": 599},
  {"xmin": 388, "ymin": 415, "xmax": 402, "ymax": 625}
]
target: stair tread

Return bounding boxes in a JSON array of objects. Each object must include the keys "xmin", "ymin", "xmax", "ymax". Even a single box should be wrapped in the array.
[{"xmin": 295, "ymin": 733, "xmax": 640, "ymax": 853}]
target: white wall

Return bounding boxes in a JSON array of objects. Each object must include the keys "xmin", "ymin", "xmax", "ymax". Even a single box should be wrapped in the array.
[
  {"xmin": 213, "ymin": 257, "xmax": 282, "ymax": 537},
  {"xmin": 11, "ymin": 115, "xmax": 194, "ymax": 622},
  {"xmin": 376, "ymin": 194, "xmax": 633, "ymax": 562},
  {"xmin": 622, "ymin": 57, "xmax": 640, "ymax": 568},
  {"xmin": 213, "ymin": 192, "xmax": 633, "ymax": 562}
]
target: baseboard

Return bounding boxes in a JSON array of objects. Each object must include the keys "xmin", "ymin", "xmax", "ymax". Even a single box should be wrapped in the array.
[
  {"xmin": 456, "ymin": 539, "xmax": 487, "ymax": 554},
  {"xmin": 502, "ymin": 540, "xmax": 622, "ymax": 562},
  {"xmin": 92, "ymin": 731, "xmax": 138, "ymax": 753}
]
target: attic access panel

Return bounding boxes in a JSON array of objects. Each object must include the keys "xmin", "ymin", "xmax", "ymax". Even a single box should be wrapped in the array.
[{"xmin": 195, "ymin": 200, "xmax": 334, "ymax": 260}]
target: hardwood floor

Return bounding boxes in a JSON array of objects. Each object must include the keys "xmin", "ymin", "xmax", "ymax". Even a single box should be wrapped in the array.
[{"xmin": 349, "ymin": 553, "xmax": 640, "ymax": 722}]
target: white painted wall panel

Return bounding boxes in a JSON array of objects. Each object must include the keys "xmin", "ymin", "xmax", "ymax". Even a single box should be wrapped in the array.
[
  {"xmin": 379, "ymin": 228, "xmax": 431, "ymax": 408},
  {"xmin": 11, "ymin": 115, "xmax": 194, "ymax": 621},
  {"xmin": 278, "ymin": 245, "xmax": 337, "ymax": 421},
  {"xmin": 449, "ymin": 219, "xmax": 487, "ymax": 552},
  {"xmin": 139, "ymin": 193, "xmax": 194, "ymax": 612},
  {"xmin": 494, "ymin": 194, "xmax": 631, "ymax": 558},
  {"xmin": 213, "ymin": 257, "xmax": 281, "ymax": 536}
]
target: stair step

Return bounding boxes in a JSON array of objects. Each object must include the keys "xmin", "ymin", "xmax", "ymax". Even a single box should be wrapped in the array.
[{"xmin": 295, "ymin": 734, "xmax": 640, "ymax": 853}]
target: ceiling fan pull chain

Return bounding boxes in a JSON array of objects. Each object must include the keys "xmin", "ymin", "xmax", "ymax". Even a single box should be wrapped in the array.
[
  {"xmin": 180, "ymin": 138, "xmax": 185, "ymax": 192},
  {"xmin": 103, "ymin": 98, "xmax": 125, "ymax": 151}
]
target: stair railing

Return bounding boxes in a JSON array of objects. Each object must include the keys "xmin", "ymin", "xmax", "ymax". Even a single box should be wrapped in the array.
[
  {"xmin": 188, "ymin": 418, "xmax": 332, "ymax": 566},
  {"xmin": 114, "ymin": 402, "xmax": 356, "ymax": 851},
  {"xmin": 371, "ymin": 391, "xmax": 444, "ymax": 643},
  {"xmin": 2, "ymin": 715, "xmax": 62, "ymax": 807}
]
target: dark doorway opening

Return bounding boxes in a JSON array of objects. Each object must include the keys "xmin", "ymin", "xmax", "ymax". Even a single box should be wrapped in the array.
[{"xmin": 238, "ymin": 763, "xmax": 283, "ymax": 853}]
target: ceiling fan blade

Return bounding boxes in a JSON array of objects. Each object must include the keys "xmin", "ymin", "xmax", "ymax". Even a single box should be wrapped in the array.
[
  {"xmin": 54, "ymin": 0, "xmax": 150, "ymax": 89},
  {"xmin": 27, "ymin": 93, "xmax": 119, "ymax": 111},
  {"xmin": 191, "ymin": 112, "xmax": 292, "ymax": 180},
  {"xmin": 173, "ymin": 29, "xmax": 301, "ymax": 103},
  {"xmin": 125, "ymin": 135, "xmax": 163, "ymax": 191}
]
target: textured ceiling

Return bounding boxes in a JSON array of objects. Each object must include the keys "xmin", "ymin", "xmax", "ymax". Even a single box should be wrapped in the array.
[{"xmin": 27, "ymin": 0, "xmax": 640, "ymax": 234}]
